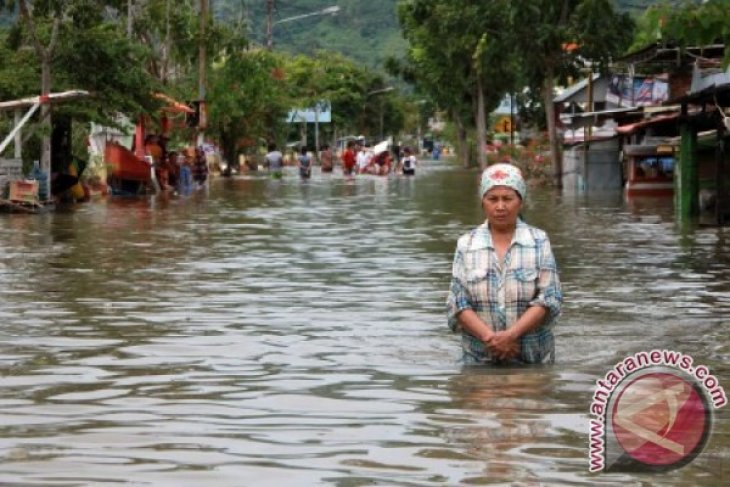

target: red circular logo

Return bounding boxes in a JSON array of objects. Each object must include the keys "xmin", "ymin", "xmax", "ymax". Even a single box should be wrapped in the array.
[{"xmin": 611, "ymin": 372, "xmax": 710, "ymax": 468}]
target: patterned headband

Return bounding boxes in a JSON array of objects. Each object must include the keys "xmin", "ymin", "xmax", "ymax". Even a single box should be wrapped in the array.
[{"xmin": 479, "ymin": 163, "xmax": 526, "ymax": 200}]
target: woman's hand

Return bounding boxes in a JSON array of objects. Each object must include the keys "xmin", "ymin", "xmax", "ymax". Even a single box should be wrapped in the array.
[{"xmin": 484, "ymin": 330, "xmax": 519, "ymax": 360}]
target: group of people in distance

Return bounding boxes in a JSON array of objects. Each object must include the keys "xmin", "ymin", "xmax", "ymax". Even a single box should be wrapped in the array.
[
  {"xmin": 145, "ymin": 135, "xmax": 208, "ymax": 192},
  {"xmin": 340, "ymin": 140, "xmax": 417, "ymax": 177},
  {"xmin": 264, "ymin": 140, "xmax": 418, "ymax": 179}
]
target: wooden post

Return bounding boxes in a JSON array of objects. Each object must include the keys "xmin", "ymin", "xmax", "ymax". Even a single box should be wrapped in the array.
[
  {"xmin": 315, "ymin": 102, "xmax": 320, "ymax": 163},
  {"xmin": 716, "ymin": 124, "xmax": 726, "ymax": 225},
  {"xmin": 509, "ymin": 93, "xmax": 515, "ymax": 146},
  {"xmin": 14, "ymin": 109, "xmax": 21, "ymax": 159},
  {"xmin": 676, "ymin": 113, "xmax": 698, "ymax": 220}
]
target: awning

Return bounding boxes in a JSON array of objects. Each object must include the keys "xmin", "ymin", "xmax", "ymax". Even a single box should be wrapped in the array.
[
  {"xmin": 0, "ymin": 90, "xmax": 89, "ymax": 111},
  {"xmin": 153, "ymin": 93, "xmax": 195, "ymax": 114},
  {"xmin": 616, "ymin": 112, "xmax": 679, "ymax": 134},
  {"xmin": 559, "ymin": 107, "xmax": 638, "ymax": 129}
]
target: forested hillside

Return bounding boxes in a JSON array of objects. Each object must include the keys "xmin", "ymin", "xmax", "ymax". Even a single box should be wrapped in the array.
[
  {"xmin": 213, "ymin": 0, "xmax": 702, "ymax": 69},
  {"xmin": 0, "ymin": 1, "xmax": 704, "ymax": 69},
  {"xmin": 215, "ymin": 0, "xmax": 406, "ymax": 69}
]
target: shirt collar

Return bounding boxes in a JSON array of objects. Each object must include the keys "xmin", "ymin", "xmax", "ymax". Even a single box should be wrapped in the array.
[{"xmin": 470, "ymin": 219, "xmax": 534, "ymax": 250}]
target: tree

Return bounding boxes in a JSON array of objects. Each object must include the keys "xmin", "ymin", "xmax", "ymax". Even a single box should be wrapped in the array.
[
  {"xmin": 54, "ymin": 23, "xmax": 162, "ymax": 123},
  {"xmin": 509, "ymin": 0, "xmax": 633, "ymax": 186},
  {"xmin": 285, "ymin": 51, "xmax": 404, "ymax": 147},
  {"xmin": 397, "ymin": 0, "xmax": 472, "ymax": 166},
  {"xmin": 314, "ymin": 52, "xmax": 382, "ymax": 136},
  {"xmin": 0, "ymin": 0, "xmax": 64, "ymax": 198},
  {"xmin": 0, "ymin": 0, "xmax": 163, "ymax": 198},
  {"xmin": 472, "ymin": 27, "xmax": 515, "ymax": 168},
  {"xmin": 632, "ymin": 0, "xmax": 730, "ymax": 67},
  {"xmin": 127, "ymin": 0, "xmax": 200, "ymax": 84},
  {"xmin": 397, "ymin": 0, "xmax": 514, "ymax": 167},
  {"xmin": 206, "ymin": 48, "xmax": 290, "ymax": 168},
  {"xmin": 0, "ymin": 28, "xmax": 38, "ymax": 100}
]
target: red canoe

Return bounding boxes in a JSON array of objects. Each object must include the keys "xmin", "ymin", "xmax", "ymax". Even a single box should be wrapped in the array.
[{"xmin": 105, "ymin": 141, "xmax": 152, "ymax": 182}]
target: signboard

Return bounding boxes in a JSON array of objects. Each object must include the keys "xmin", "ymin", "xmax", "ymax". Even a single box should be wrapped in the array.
[
  {"xmin": 607, "ymin": 76, "xmax": 669, "ymax": 108},
  {"xmin": 493, "ymin": 115, "xmax": 513, "ymax": 134},
  {"xmin": 494, "ymin": 95, "xmax": 515, "ymax": 115},
  {"xmin": 287, "ymin": 101, "xmax": 331, "ymax": 123},
  {"xmin": 0, "ymin": 158, "xmax": 23, "ymax": 198}
]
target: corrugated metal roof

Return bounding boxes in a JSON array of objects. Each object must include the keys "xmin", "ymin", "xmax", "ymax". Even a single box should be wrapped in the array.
[
  {"xmin": 554, "ymin": 74, "xmax": 601, "ymax": 103},
  {"xmin": 616, "ymin": 113, "xmax": 680, "ymax": 134},
  {"xmin": 690, "ymin": 64, "xmax": 730, "ymax": 93}
]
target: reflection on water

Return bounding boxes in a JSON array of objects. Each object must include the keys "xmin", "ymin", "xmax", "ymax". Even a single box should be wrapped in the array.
[{"xmin": 0, "ymin": 164, "xmax": 727, "ymax": 485}]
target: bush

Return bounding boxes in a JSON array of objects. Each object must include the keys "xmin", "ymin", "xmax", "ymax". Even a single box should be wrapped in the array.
[{"xmin": 484, "ymin": 134, "xmax": 553, "ymax": 187}]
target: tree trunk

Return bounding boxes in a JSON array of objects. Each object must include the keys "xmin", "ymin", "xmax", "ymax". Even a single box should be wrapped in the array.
[
  {"xmin": 452, "ymin": 109, "xmax": 469, "ymax": 168},
  {"xmin": 18, "ymin": 0, "xmax": 59, "ymax": 200},
  {"xmin": 475, "ymin": 77, "xmax": 488, "ymax": 168},
  {"xmin": 164, "ymin": 0, "xmax": 171, "ymax": 83},
  {"xmin": 198, "ymin": 0, "xmax": 208, "ymax": 146},
  {"xmin": 542, "ymin": 71, "xmax": 562, "ymax": 188},
  {"xmin": 219, "ymin": 128, "xmax": 236, "ymax": 176},
  {"xmin": 40, "ymin": 53, "xmax": 52, "ymax": 201}
]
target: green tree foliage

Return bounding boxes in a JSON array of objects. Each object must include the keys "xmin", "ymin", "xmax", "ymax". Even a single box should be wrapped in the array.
[
  {"xmin": 129, "ymin": 0, "xmax": 202, "ymax": 83},
  {"xmin": 206, "ymin": 46, "xmax": 404, "ymax": 167},
  {"xmin": 157, "ymin": 1, "xmax": 703, "ymax": 73},
  {"xmin": 129, "ymin": 0, "xmax": 240, "ymax": 86},
  {"xmin": 286, "ymin": 51, "xmax": 403, "ymax": 140},
  {"xmin": 508, "ymin": 0, "xmax": 634, "ymax": 185},
  {"xmin": 632, "ymin": 0, "xmax": 730, "ymax": 66},
  {"xmin": 0, "ymin": 29, "xmax": 37, "ymax": 100},
  {"xmin": 54, "ymin": 23, "xmax": 162, "ymax": 123},
  {"xmin": 0, "ymin": 0, "xmax": 416, "ymax": 168},
  {"xmin": 396, "ymin": 0, "xmax": 634, "ymax": 172},
  {"xmin": 206, "ymin": 48, "xmax": 290, "ymax": 166},
  {"xmin": 0, "ymin": 1, "xmax": 155, "ymax": 186},
  {"xmin": 0, "ymin": 1, "xmax": 160, "ymax": 123},
  {"xmin": 397, "ymin": 0, "xmax": 515, "ymax": 166}
]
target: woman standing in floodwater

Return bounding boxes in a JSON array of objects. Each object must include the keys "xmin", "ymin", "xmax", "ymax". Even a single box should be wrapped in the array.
[{"xmin": 446, "ymin": 163, "xmax": 562, "ymax": 365}]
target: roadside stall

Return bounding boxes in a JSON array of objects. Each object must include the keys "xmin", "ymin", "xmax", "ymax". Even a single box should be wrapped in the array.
[{"xmin": 0, "ymin": 90, "xmax": 89, "ymax": 212}]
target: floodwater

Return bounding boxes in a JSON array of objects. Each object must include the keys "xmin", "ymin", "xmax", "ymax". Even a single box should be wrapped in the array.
[{"xmin": 0, "ymin": 160, "xmax": 727, "ymax": 486}]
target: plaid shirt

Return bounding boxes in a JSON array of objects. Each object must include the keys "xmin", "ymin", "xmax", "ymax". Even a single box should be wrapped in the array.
[{"xmin": 446, "ymin": 220, "xmax": 562, "ymax": 364}]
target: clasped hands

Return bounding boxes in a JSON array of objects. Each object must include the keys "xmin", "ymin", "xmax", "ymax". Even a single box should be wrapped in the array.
[{"xmin": 482, "ymin": 329, "xmax": 520, "ymax": 361}]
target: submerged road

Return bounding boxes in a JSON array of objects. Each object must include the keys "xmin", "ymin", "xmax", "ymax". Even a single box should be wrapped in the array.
[{"xmin": 0, "ymin": 160, "xmax": 728, "ymax": 485}]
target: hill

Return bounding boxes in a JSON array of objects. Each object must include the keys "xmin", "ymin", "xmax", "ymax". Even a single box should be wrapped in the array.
[
  {"xmin": 1, "ymin": 1, "xmax": 705, "ymax": 71},
  {"xmin": 215, "ymin": 0, "xmax": 406, "ymax": 70},
  {"xmin": 215, "ymin": 0, "xmax": 700, "ymax": 70}
]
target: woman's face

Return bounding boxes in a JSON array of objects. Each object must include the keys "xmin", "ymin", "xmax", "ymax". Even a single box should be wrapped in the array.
[{"xmin": 482, "ymin": 186, "xmax": 522, "ymax": 230}]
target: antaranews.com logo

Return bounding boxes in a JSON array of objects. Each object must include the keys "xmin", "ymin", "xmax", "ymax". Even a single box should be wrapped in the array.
[{"xmin": 589, "ymin": 349, "xmax": 727, "ymax": 473}]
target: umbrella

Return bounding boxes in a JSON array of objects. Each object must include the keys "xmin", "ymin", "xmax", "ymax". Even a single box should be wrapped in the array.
[{"xmin": 372, "ymin": 140, "xmax": 390, "ymax": 155}]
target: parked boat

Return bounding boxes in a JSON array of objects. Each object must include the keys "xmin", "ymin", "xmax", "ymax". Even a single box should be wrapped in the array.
[
  {"xmin": 104, "ymin": 138, "xmax": 157, "ymax": 195},
  {"xmin": 102, "ymin": 94, "xmax": 195, "ymax": 195},
  {"xmin": 105, "ymin": 140, "xmax": 154, "ymax": 182},
  {"xmin": 623, "ymin": 143, "xmax": 675, "ymax": 196}
]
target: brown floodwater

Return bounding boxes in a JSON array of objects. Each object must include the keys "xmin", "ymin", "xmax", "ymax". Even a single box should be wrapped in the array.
[{"xmin": 0, "ymin": 160, "xmax": 727, "ymax": 485}]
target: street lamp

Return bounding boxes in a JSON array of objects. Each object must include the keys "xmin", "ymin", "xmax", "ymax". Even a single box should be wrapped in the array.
[
  {"xmin": 367, "ymin": 86, "xmax": 394, "ymax": 141},
  {"xmin": 415, "ymin": 99, "xmax": 427, "ymax": 153},
  {"xmin": 366, "ymin": 86, "xmax": 394, "ymax": 96},
  {"xmin": 267, "ymin": 5, "xmax": 340, "ymax": 49}
]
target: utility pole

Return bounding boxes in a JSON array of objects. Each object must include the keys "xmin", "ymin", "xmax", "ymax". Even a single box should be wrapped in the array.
[
  {"xmin": 509, "ymin": 93, "xmax": 515, "ymax": 146},
  {"xmin": 127, "ymin": 0, "xmax": 133, "ymax": 38},
  {"xmin": 266, "ymin": 0, "xmax": 274, "ymax": 50}
]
